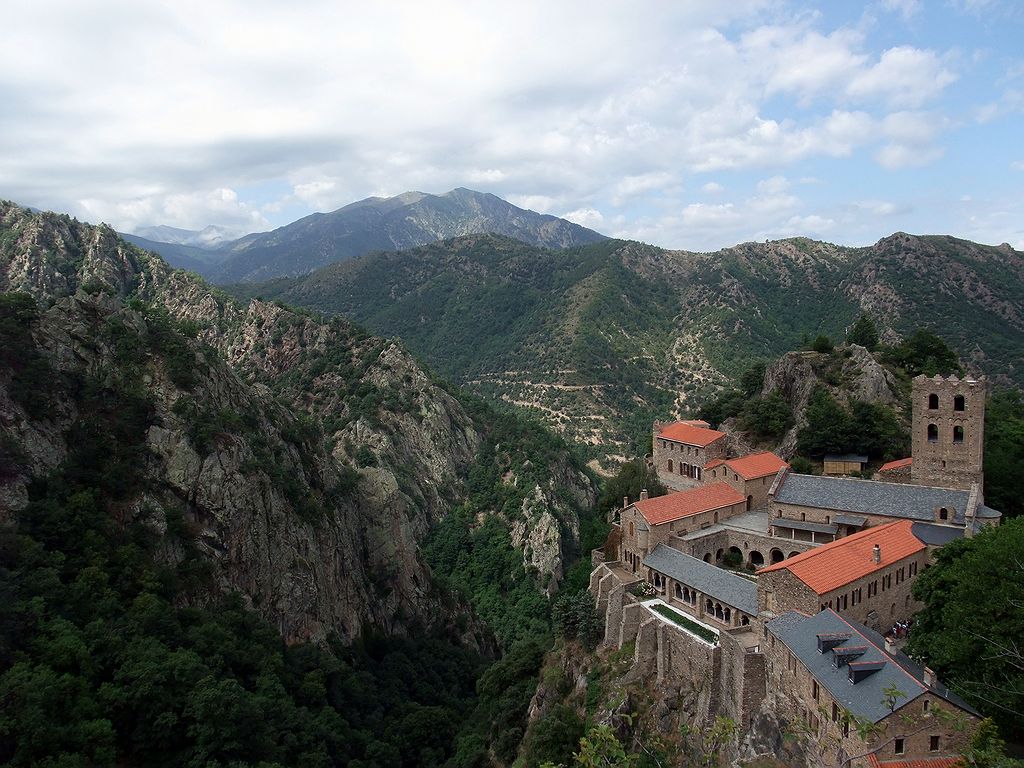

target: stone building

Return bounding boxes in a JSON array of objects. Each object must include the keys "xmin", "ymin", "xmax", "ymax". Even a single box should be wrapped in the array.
[
  {"xmin": 652, "ymin": 420, "xmax": 728, "ymax": 490},
  {"xmin": 756, "ymin": 520, "xmax": 929, "ymax": 631},
  {"xmin": 618, "ymin": 483, "xmax": 747, "ymax": 574},
  {"xmin": 704, "ymin": 451, "xmax": 789, "ymax": 511},
  {"xmin": 763, "ymin": 609, "xmax": 981, "ymax": 767},
  {"xmin": 768, "ymin": 469, "xmax": 1000, "ymax": 540},
  {"xmin": 874, "ymin": 457, "xmax": 913, "ymax": 484},
  {"xmin": 643, "ymin": 544, "xmax": 759, "ymax": 630},
  {"xmin": 911, "ymin": 375, "xmax": 985, "ymax": 491}
]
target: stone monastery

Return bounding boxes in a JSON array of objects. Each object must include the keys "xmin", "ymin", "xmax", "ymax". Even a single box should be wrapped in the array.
[{"xmin": 589, "ymin": 375, "xmax": 999, "ymax": 768}]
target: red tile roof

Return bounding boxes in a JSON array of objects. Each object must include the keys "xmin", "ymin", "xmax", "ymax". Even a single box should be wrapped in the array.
[
  {"xmin": 868, "ymin": 754, "xmax": 963, "ymax": 768},
  {"xmin": 716, "ymin": 452, "xmax": 788, "ymax": 480},
  {"xmin": 680, "ymin": 419, "xmax": 710, "ymax": 428},
  {"xmin": 657, "ymin": 421, "xmax": 726, "ymax": 447},
  {"xmin": 634, "ymin": 483, "xmax": 745, "ymax": 526},
  {"xmin": 878, "ymin": 457, "xmax": 913, "ymax": 472},
  {"xmin": 757, "ymin": 520, "xmax": 925, "ymax": 594}
]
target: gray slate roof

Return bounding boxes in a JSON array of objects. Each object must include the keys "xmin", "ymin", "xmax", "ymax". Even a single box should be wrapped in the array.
[
  {"xmin": 643, "ymin": 544, "xmax": 758, "ymax": 616},
  {"xmin": 774, "ymin": 474, "xmax": 1000, "ymax": 524},
  {"xmin": 773, "ymin": 518, "xmax": 838, "ymax": 534},
  {"xmin": 833, "ymin": 513, "xmax": 868, "ymax": 527},
  {"xmin": 767, "ymin": 609, "xmax": 980, "ymax": 723},
  {"xmin": 910, "ymin": 522, "xmax": 965, "ymax": 546}
]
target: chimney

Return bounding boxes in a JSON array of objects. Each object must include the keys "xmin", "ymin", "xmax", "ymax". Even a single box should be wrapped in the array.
[
  {"xmin": 872, "ymin": 544, "xmax": 881, "ymax": 564},
  {"xmin": 884, "ymin": 636, "xmax": 897, "ymax": 654},
  {"xmin": 640, "ymin": 488, "xmax": 649, "ymax": 501},
  {"xmin": 923, "ymin": 667, "xmax": 937, "ymax": 687},
  {"xmin": 623, "ymin": 496, "xmax": 629, "ymax": 509}
]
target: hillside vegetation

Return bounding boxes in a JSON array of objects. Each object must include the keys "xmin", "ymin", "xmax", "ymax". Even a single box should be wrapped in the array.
[
  {"xmin": 0, "ymin": 202, "xmax": 601, "ymax": 766},
  {"xmin": 232, "ymin": 232, "xmax": 1024, "ymax": 465}
]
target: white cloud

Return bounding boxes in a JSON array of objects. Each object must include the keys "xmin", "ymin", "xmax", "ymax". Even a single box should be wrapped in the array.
[
  {"xmin": 880, "ymin": 0, "xmax": 921, "ymax": 19},
  {"xmin": 79, "ymin": 187, "xmax": 270, "ymax": 235},
  {"xmin": 1012, "ymin": 161, "xmax": 1024, "ymax": 171},
  {"xmin": 875, "ymin": 143, "xmax": 944, "ymax": 170},
  {"xmin": 0, "ymin": 0, "xmax": 1012, "ymax": 249},
  {"xmin": 562, "ymin": 207, "xmax": 606, "ymax": 229},
  {"xmin": 847, "ymin": 47, "xmax": 956, "ymax": 107}
]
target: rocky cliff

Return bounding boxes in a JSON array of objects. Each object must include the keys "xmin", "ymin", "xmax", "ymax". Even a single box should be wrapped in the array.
[{"xmin": 0, "ymin": 201, "xmax": 596, "ymax": 647}]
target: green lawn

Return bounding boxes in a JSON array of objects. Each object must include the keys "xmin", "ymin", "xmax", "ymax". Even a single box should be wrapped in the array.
[{"xmin": 648, "ymin": 602, "xmax": 719, "ymax": 644}]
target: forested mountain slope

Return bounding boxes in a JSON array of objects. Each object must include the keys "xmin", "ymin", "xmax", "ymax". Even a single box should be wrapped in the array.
[
  {"xmin": 235, "ymin": 232, "xmax": 1024, "ymax": 463},
  {"xmin": 0, "ymin": 200, "xmax": 597, "ymax": 641},
  {"xmin": 0, "ymin": 201, "xmax": 603, "ymax": 765}
]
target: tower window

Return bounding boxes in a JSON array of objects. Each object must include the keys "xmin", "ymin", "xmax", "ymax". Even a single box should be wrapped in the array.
[
  {"xmin": 928, "ymin": 424, "xmax": 938, "ymax": 443},
  {"xmin": 954, "ymin": 394, "xmax": 965, "ymax": 411},
  {"xmin": 953, "ymin": 426, "xmax": 964, "ymax": 444},
  {"xmin": 928, "ymin": 393, "xmax": 939, "ymax": 409}
]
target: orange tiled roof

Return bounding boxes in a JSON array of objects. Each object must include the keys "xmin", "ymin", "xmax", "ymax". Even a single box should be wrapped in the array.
[
  {"xmin": 878, "ymin": 457, "xmax": 913, "ymax": 472},
  {"xmin": 634, "ymin": 483, "xmax": 745, "ymax": 526},
  {"xmin": 705, "ymin": 459, "xmax": 725, "ymax": 470},
  {"xmin": 718, "ymin": 452, "xmax": 788, "ymax": 480},
  {"xmin": 680, "ymin": 419, "xmax": 710, "ymax": 428},
  {"xmin": 868, "ymin": 754, "xmax": 963, "ymax": 768},
  {"xmin": 657, "ymin": 421, "xmax": 726, "ymax": 447},
  {"xmin": 757, "ymin": 520, "xmax": 925, "ymax": 594}
]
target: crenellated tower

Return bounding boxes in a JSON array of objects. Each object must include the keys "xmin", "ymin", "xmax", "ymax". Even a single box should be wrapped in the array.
[{"xmin": 910, "ymin": 374, "xmax": 985, "ymax": 491}]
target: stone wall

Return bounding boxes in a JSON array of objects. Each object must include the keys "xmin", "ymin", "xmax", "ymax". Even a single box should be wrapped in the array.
[
  {"xmin": 911, "ymin": 375, "xmax": 985, "ymax": 491},
  {"xmin": 592, "ymin": 563, "xmax": 768, "ymax": 740},
  {"xmin": 762, "ymin": 627, "xmax": 978, "ymax": 766},
  {"xmin": 757, "ymin": 550, "xmax": 928, "ymax": 632},
  {"xmin": 675, "ymin": 528, "xmax": 816, "ymax": 570},
  {"xmin": 652, "ymin": 429, "xmax": 728, "ymax": 489}
]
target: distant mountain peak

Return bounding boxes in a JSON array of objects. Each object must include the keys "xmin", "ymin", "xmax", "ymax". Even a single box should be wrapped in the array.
[{"xmin": 207, "ymin": 188, "xmax": 607, "ymax": 283}]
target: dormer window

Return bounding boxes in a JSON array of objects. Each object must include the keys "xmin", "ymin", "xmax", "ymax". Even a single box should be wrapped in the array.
[{"xmin": 939, "ymin": 508, "xmax": 948, "ymax": 521}]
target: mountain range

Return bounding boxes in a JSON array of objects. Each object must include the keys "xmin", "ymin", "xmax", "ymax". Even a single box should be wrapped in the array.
[
  {"xmin": 230, "ymin": 231, "xmax": 1024, "ymax": 465},
  {"xmin": 125, "ymin": 188, "xmax": 606, "ymax": 283}
]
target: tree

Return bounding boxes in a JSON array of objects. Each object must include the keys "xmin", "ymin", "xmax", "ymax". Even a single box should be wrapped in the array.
[
  {"xmin": 597, "ymin": 460, "xmax": 666, "ymax": 517},
  {"xmin": 738, "ymin": 393, "xmax": 793, "ymax": 442},
  {"xmin": 797, "ymin": 388, "xmax": 853, "ymax": 457},
  {"xmin": 524, "ymin": 704, "xmax": 585, "ymax": 767},
  {"xmin": 553, "ymin": 590, "xmax": 602, "ymax": 649},
  {"xmin": 811, "ymin": 335, "xmax": 834, "ymax": 353},
  {"xmin": 739, "ymin": 361, "xmax": 767, "ymax": 397},
  {"xmin": 846, "ymin": 314, "xmax": 879, "ymax": 350},
  {"xmin": 906, "ymin": 519, "xmax": 1024, "ymax": 739},
  {"xmin": 885, "ymin": 329, "xmax": 961, "ymax": 377},
  {"xmin": 984, "ymin": 389, "xmax": 1024, "ymax": 519}
]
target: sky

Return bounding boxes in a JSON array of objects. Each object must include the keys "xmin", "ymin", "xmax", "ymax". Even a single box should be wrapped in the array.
[{"xmin": 1, "ymin": 0, "xmax": 1022, "ymax": 251}]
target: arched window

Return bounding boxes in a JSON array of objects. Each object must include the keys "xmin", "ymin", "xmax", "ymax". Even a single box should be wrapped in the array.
[
  {"xmin": 927, "ymin": 424, "xmax": 938, "ymax": 443},
  {"xmin": 629, "ymin": 521, "xmax": 634, "ymax": 536},
  {"xmin": 746, "ymin": 495, "xmax": 753, "ymax": 511},
  {"xmin": 939, "ymin": 507, "xmax": 948, "ymax": 521},
  {"xmin": 953, "ymin": 426, "xmax": 964, "ymax": 444},
  {"xmin": 741, "ymin": 616, "xmax": 750, "ymax": 626},
  {"xmin": 706, "ymin": 599, "xmax": 714, "ymax": 613},
  {"xmin": 928, "ymin": 393, "xmax": 939, "ymax": 409},
  {"xmin": 724, "ymin": 608, "xmax": 731, "ymax": 622},
  {"xmin": 668, "ymin": 459, "xmax": 673, "ymax": 473},
  {"xmin": 954, "ymin": 395, "xmax": 965, "ymax": 411}
]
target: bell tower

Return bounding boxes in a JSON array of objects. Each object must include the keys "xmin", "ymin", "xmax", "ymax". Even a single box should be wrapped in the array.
[{"xmin": 910, "ymin": 375, "xmax": 985, "ymax": 491}]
